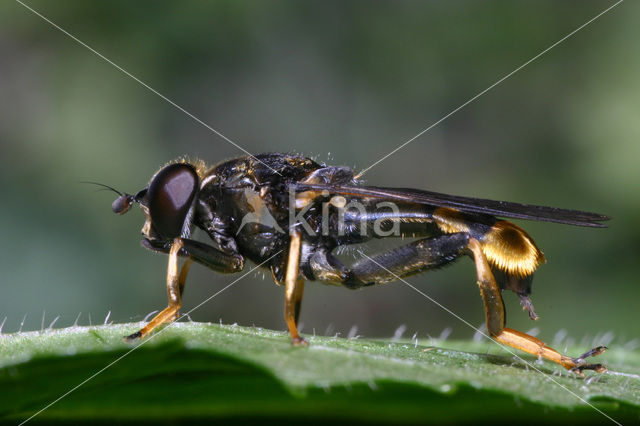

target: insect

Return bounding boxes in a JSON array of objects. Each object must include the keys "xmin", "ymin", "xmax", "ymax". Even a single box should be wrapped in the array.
[{"xmin": 104, "ymin": 153, "xmax": 610, "ymax": 375}]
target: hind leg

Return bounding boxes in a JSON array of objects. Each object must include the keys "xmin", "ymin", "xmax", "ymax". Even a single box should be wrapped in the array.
[
  {"xmin": 308, "ymin": 233, "xmax": 470, "ymax": 287},
  {"xmin": 309, "ymin": 233, "xmax": 606, "ymax": 374},
  {"xmin": 467, "ymin": 238, "xmax": 606, "ymax": 375}
]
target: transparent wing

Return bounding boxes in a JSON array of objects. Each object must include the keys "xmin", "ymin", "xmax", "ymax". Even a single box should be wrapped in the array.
[{"xmin": 293, "ymin": 183, "xmax": 610, "ymax": 228}]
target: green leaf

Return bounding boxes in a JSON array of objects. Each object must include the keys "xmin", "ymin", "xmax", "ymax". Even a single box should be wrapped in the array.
[{"xmin": 1, "ymin": 323, "xmax": 638, "ymax": 423}]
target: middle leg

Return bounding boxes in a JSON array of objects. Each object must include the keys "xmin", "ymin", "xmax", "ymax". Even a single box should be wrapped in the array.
[{"xmin": 284, "ymin": 228, "xmax": 307, "ymax": 345}]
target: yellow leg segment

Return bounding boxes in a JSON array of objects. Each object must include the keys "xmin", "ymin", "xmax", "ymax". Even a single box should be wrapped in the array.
[
  {"xmin": 126, "ymin": 238, "xmax": 192, "ymax": 340},
  {"xmin": 284, "ymin": 229, "xmax": 307, "ymax": 346},
  {"xmin": 468, "ymin": 238, "xmax": 606, "ymax": 375}
]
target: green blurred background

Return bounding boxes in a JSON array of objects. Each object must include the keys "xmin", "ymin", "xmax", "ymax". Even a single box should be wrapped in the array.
[{"xmin": 0, "ymin": 1, "xmax": 637, "ymax": 348}]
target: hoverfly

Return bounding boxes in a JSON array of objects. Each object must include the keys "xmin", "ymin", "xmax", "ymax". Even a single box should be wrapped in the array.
[{"xmin": 105, "ymin": 153, "xmax": 609, "ymax": 375}]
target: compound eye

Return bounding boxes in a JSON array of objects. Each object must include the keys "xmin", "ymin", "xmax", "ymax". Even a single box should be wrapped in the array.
[{"xmin": 147, "ymin": 163, "xmax": 199, "ymax": 239}]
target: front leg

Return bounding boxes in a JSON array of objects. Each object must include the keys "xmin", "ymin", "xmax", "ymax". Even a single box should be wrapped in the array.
[
  {"xmin": 126, "ymin": 238, "xmax": 186, "ymax": 340},
  {"xmin": 127, "ymin": 238, "xmax": 245, "ymax": 340},
  {"xmin": 142, "ymin": 237, "xmax": 244, "ymax": 273}
]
